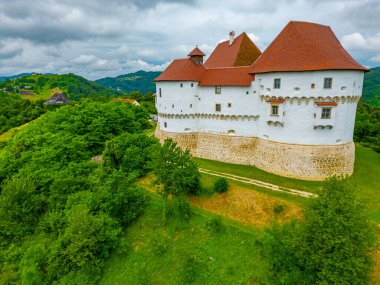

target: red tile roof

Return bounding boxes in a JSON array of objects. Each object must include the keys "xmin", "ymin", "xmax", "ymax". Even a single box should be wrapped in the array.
[
  {"xmin": 199, "ymin": 67, "xmax": 254, "ymax": 86},
  {"xmin": 251, "ymin": 21, "xmax": 367, "ymax": 73},
  {"xmin": 154, "ymin": 58, "xmax": 206, "ymax": 82},
  {"xmin": 266, "ymin": 98, "xmax": 285, "ymax": 103},
  {"xmin": 205, "ymin": 32, "xmax": 261, "ymax": 68},
  {"xmin": 188, "ymin": 47, "xmax": 205, "ymax": 56},
  {"xmin": 315, "ymin": 101, "xmax": 338, "ymax": 106},
  {"xmin": 155, "ymin": 21, "xmax": 366, "ymax": 86}
]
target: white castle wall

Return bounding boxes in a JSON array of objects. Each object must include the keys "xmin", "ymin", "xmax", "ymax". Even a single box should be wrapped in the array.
[{"xmin": 156, "ymin": 70, "xmax": 364, "ymax": 146}]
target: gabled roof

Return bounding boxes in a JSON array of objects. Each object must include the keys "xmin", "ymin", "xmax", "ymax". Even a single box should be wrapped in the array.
[
  {"xmin": 154, "ymin": 58, "xmax": 206, "ymax": 82},
  {"xmin": 251, "ymin": 21, "xmax": 367, "ymax": 73},
  {"xmin": 188, "ymin": 47, "xmax": 205, "ymax": 56},
  {"xmin": 199, "ymin": 67, "xmax": 254, "ymax": 86},
  {"xmin": 204, "ymin": 32, "xmax": 262, "ymax": 68}
]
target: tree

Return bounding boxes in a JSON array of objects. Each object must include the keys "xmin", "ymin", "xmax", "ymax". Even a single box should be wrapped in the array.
[
  {"xmin": 262, "ymin": 177, "xmax": 377, "ymax": 285},
  {"xmin": 299, "ymin": 177, "xmax": 377, "ymax": 284},
  {"xmin": 214, "ymin": 178, "xmax": 229, "ymax": 193},
  {"xmin": 153, "ymin": 139, "xmax": 200, "ymax": 217}
]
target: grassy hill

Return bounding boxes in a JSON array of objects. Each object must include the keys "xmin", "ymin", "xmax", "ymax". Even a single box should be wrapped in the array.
[
  {"xmin": 0, "ymin": 73, "xmax": 120, "ymax": 101},
  {"xmin": 363, "ymin": 67, "xmax": 380, "ymax": 105},
  {"xmin": 95, "ymin": 70, "xmax": 160, "ymax": 94}
]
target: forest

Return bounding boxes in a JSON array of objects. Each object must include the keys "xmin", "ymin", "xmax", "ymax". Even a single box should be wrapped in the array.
[{"xmin": 0, "ymin": 101, "xmax": 156, "ymax": 283}]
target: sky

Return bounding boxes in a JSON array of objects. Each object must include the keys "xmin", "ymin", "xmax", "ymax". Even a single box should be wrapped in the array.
[{"xmin": 0, "ymin": 0, "xmax": 379, "ymax": 80}]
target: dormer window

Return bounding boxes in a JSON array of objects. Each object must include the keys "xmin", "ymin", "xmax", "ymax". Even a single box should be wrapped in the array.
[
  {"xmin": 215, "ymin": 86, "xmax": 221, "ymax": 94},
  {"xmin": 274, "ymin": 78, "xmax": 281, "ymax": 89},
  {"xmin": 324, "ymin": 78, "xmax": 333, "ymax": 89}
]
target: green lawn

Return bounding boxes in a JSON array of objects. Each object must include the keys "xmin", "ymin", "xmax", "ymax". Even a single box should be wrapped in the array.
[
  {"xmin": 193, "ymin": 157, "xmax": 323, "ymax": 193},
  {"xmin": 100, "ymin": 197, "xmax": 263, "ymax": 285},
  {"xmin": 194, "ymin": 145, "xmax": 380, "ymax": 223},
  {"xmin": 351, "ymin": 146, "xmax": 380, "ymax": 222}
]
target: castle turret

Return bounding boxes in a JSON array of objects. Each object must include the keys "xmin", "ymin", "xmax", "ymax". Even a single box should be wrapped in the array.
[{"xmin": 187, "ymin": 46, "xmax": 205, "ymax": 66}]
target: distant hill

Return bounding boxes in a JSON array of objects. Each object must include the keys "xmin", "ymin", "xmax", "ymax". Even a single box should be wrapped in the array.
[
  {"xmin": 95, "ymin": 70, "xmax": 161, "ymax": 94},
  {"xmin": 363, "ymin": 67, "xmax": 380, "ymax": 105},
  {"xmin": 0, "ymin": 73, "xmax": 120, "ymax": 101},
  {"xmin": 0, "ymin": 73, "xmax": 37, "ymax": 82}
]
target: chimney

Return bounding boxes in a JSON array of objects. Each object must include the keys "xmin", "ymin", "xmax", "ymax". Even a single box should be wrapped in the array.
[{"xmin": 229, "ymin": 31, "xmax": 235, "ymax": 45}]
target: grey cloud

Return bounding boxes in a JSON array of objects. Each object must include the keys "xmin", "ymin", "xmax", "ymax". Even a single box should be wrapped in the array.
[{"xmin": 0, "ymin": 0, "xmax": 379, "ymax": 79}]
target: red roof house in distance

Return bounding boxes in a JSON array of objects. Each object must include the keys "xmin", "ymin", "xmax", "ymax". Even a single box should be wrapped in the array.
[{"xmin": 154, "ymin": 21, "xmax": 366, "ymax": 181}]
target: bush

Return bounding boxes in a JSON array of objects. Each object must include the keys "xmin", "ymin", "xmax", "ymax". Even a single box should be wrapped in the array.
[
  {"xmin": 214, "ymin": 178, "xmax": 229, "ymax": 193},
  {"xmin": 205, "ymin": 216, "xmax": 224, "ymax": 233},
  {"xmin": 273, "ymin": 203, "xmax": 285, "ymax": 216}
]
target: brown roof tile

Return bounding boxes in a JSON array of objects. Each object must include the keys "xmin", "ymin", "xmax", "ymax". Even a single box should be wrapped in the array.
[
  {"xmin": 251, "ymin": 21, "xmax": 367, "ymax": 73},
  {"xmin": 205, "ymin": 32, "xmax": 261, "ymax": 68},
  {"xmin": 199, "ymin": 67, "xmax": 254, "ymax": 86},
  {"xmin": 188, "ymin": 47, "xmax": 205, "ymax": 56},
  {"xmin": 154, "ymin": 58, "xmax": 206, "ymax": 82}
]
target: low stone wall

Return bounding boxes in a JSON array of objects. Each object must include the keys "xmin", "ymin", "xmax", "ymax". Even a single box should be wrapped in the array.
[{"xmin": 155, "ymin": 125, "xmax": 355, "ymax": 181}]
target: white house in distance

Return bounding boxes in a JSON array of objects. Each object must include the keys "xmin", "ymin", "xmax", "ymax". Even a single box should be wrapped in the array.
[{"xmin": 154, "ymin": 21, "xmax": 367, "ymax": 181}]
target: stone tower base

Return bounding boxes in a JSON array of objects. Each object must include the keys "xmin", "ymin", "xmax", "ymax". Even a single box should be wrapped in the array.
[{"xmin": 155, "ymin": 125, "xmax": 355, "ymax": 181}]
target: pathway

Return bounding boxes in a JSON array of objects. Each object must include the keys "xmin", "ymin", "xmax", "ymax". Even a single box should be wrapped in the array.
[{"xmin": 199, "ymin": 168, "xmax": 316, "ymax": 198}]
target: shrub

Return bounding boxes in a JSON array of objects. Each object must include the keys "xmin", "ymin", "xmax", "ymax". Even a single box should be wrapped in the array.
[
  {"xmin": 213, "ymin": 178, "xmax": 229, "ymax": 193},
  {"xmin": 273, "ymin": 203, "xmax": 285, "ymax": 216},
  {"xmin": 205, "ymin": 216, "xmax": 224, "ymax": 233}
]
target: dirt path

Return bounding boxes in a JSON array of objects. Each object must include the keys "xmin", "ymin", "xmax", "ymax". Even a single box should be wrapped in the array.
[{"xmin": 199, "ymin": 168, "xmax": 316, "ymax": 198}]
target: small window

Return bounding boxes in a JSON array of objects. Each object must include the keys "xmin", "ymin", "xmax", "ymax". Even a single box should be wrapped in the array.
[
  {"xmin": 215, "ymin": 86, "xmax": 221, "ymax": 94},
  {"xmin": 191, "ymin": 83, "xmax": 194, "ymax": 87},
  {"xmin": 324, "ymin": 78, "xmax": 333, "ymax": 89},
  {"xmin": 274, "ymin": 78, "xmax": 281, "ymax": 89},
  {"xmin": 227, "ymin": 103, "xmax": 232, "ymax": 108},
  {"xmin": 271, "ymin": 105, "xmax": 279, "ymax": 116},
  {"xmin": 172, "ymin": 104, "xmax": 174, "ymax": 108},
  {"xmin": 311, "ymin": 83, "xmax": 315, "ymax": 89},
  {"xmin": 164, "ymin": 122, "xmax": 167, "ymax": 128},
  {"xmin": 215, "ymin": 104, "xmax": 221, "ymax": 112},
  {"xmin": 190, "ymin": 104, "xmax": 192, "ymax": 108},
  {"xmin": 246, "ymin": 91, "xmax": 249, "ymax": 95},
  {"xmin": 228, "ymin": 130, "xmax": 235, "ymax": 134},
  {"xmin": 159, "ymin": 88, "xmax": 162, "ymax": 97},
  {"xmin": 321, "ymin": 108, "xmax": 331, "ymax": 119},
  {"xmin": 180, "ymin": 83, "xmax": 183, "ymax": 87}
]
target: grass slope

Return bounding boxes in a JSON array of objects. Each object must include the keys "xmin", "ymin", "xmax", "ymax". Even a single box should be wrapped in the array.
[
  {"xmin": 194, "ymin": 145, "xmax": 380, "ymax": 223},
  {"xmin": 100, "ymin": 197, "xmax": 262, "ymax": 285},
  {"xmin": 0, "ymin": 73, "xmax": 120, "ymax": 101}
]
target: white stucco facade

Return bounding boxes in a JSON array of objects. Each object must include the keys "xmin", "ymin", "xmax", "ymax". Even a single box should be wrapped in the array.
[{"xmin": 156, "ymin": 70, "xmax": 364, "ymax": 146}]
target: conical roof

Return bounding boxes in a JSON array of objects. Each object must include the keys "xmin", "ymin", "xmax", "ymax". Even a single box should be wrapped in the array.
[{"xmin": 188, "ymin": 47, "xmax": 205, "ymax": 56}]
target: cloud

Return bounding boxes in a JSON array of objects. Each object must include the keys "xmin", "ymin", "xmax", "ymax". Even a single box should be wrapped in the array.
[
  {"xmin": 342, "ymin": 32, "xmax": 380, "ymax": 64},
  {"xmin": 0, "ymin": 0, "xmax": 379, "ymax": 79}
]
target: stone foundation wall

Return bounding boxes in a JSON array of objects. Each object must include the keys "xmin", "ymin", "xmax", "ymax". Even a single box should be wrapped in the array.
[{"xmin": 155, "ymin": 125, "xmax": 355, "ymax": 181}]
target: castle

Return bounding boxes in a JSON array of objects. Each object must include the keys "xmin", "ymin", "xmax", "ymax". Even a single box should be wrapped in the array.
[{"xmin": 154, "ymin": 21, "xmax": 366, "ymax": 181}]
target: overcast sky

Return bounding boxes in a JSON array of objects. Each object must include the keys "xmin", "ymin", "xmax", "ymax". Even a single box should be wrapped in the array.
[{"xmin": 0, "ymin": 0, "xmax": 379, "ymax": 80}]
